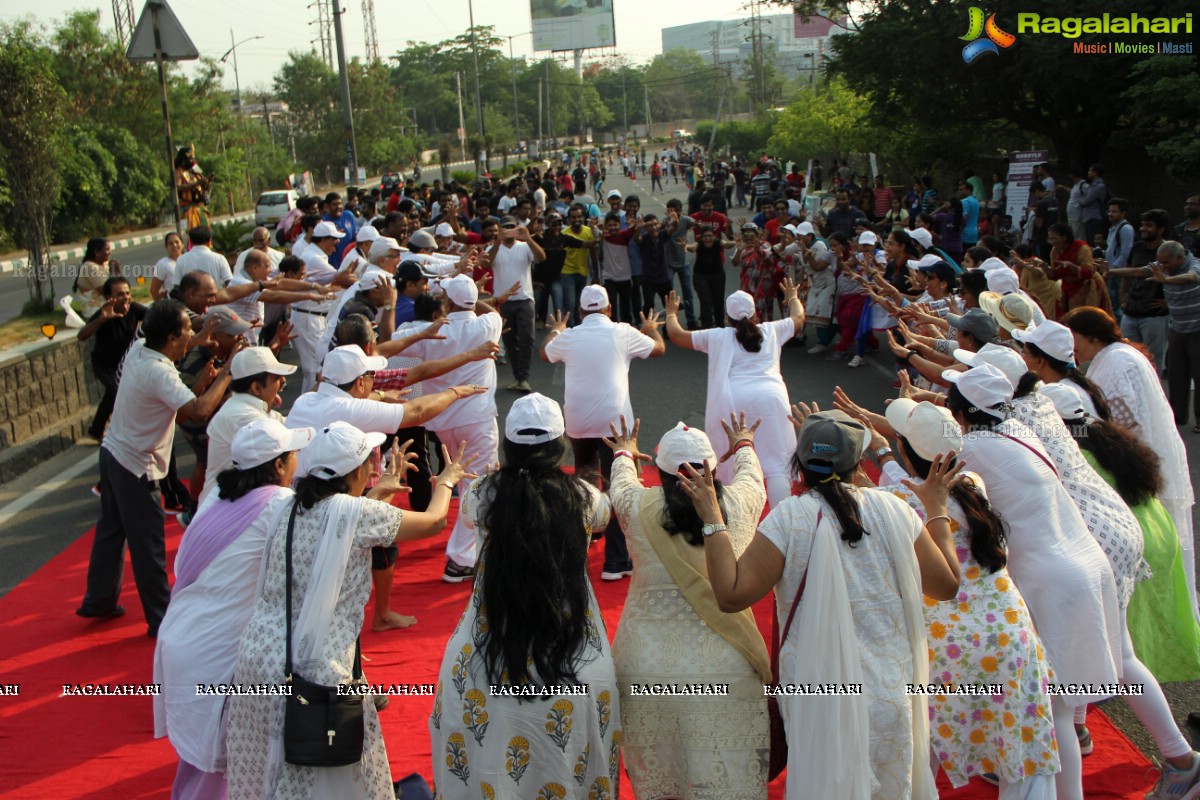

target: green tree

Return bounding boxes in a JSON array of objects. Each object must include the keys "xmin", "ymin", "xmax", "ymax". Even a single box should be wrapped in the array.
[
  {"xmin": 1120, "ymin": 55, "xmax": 1200, "ymax": 182},
  {"xmin": 643, "ymin": 49, "xmax": 719, "ymax": 126}
]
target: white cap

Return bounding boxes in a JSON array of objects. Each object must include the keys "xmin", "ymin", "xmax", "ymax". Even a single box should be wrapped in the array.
[
  {"xmin": 313, "ymin": 221, "xmax": 347, "ymax": 239},
  {"xmin": 978, "ymin": 256, "xmax": 1008, "ymax": 272},
  {"xmin": 782, "ymin": 224, "xmax": 800, "ymax": 236},
  {"xmin": 230, "ymin": 417, "xmax": 314, "ymax": 470},
  {"xmin": 795, "ymin": 221, "xmax": 815, "ymax": 237},
  {"xmin": 955, "ymin": 342, "xmax": 1027, "ymax": 388},
  {"xmin": 434, "ymin": 222, "xmax": 455, "ymax": 238},
  {"xmin": 942, "ymin": 363, "xmax": 1014, "ymax": 416},
  {"xmin": 304, "ymin": 420, "xmax": 387, "ymax": 479},
  {"xmin": 914, "ymin": 253, "xmax": 942, "ymax": 268},
  {"xmin": 909, "ymin": 226, "xmax": 933, "ymax": 249},
  {"xmin": 655, "ymin": 422, "xmax": 717, "ymax": 476},
  {"xmin": 321, "ymin": 344, "xmax": 388, "ymax": 385},
  {"xmin": 1040, "ymin": 382, "xmax": 1088, "ymax": 420},
  {"xmin": 505, "ymin": 393, "xmax": 565, "ymax": 445},
  {"xmin": 725, "ymin": 291, "xmax": 756, "ymax": 321},
  {"xmin": 368, "ymin": 236, "xmax": 401, "ymax": 260},
  {"xmin": 1012, "ymin": 320, "xmax": 1075, "ymax": 364},
  {"xmin": 857, "ymin": 231, "xmax": 878, "ymax": 246},
  {"xmin": 979, "ymin": 290, "xmax": 1035, "ymax": 333},
  {"xmin": 443, "ymin": 273, "xmax": 479, "ymax": 308},
  {"xmin": 355, "ymin": 225, "xmax": 380, "ymax": 243},
  {"xmin": 884, "ymin": 398, "xmax": 963, "ymax": 462},
  {"xmin": 986, "ymin": 266, "xmax": 1020, "ymax": 295},
  {"xmin": 231, "ymin": 345, "xmax": 297, "ymax": 380},
  {"xmin": 606, "ymin": 189, "xmax": 623, "ymax": 200},
  {"xmin": 580, "ymin": 284, "xmax": 610, "ymax": 311}
]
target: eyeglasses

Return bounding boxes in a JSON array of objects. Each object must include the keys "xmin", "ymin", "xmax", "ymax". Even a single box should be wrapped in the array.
[{"xmin": 363, "ymin": 371, "xmax": 376, "ymax": 381}]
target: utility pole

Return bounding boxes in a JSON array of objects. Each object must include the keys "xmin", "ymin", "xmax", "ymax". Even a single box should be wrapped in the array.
[
  {"xmin": 467, "ymin": 0, "xmax": 485, "ymax": 165},
  {"xmin": 455, "ymin": 71, "xmax": 467, "ymax": 162},
  {"xmin": 620, "ymin": 69, "xmax": 627, "ymax": 145},
  {"xmin": 112, "ymin": 0, "xmax": 135, "ymax": 46},
  {"xmin": 537, "ymin": 73, "xmax": 543, "ymax": 154},
  {"xmin": 309, "ymin": 0, "xmax": 332, "ymax": 69},
  {"xmin": 508, "ymin": 35, "xmax": 520, "ymax": 150},
  {"xmin": 330, "ymin": 0, "xmax": 358, "ymax": 183}
]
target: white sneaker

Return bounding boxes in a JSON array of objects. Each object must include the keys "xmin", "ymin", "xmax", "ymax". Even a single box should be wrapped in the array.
[
  {"xmin": 807, "ymin": 344, "xmax": 829, "ymax": 354},
  {"xmin": 847, "ymin": 355, "xmax": 865, "ymax": 368}
]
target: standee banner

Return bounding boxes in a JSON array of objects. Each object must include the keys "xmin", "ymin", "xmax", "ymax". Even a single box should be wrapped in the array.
[
  {"xmin": 531, "ymin": 0, "xmax": 616, "ymax": 51},
  {"xmin": 1005, "ymin": 149, "xmax": 1048, "ymax": 224}
]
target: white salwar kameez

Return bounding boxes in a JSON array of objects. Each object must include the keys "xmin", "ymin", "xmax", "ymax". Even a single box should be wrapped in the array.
[
  {"xmin": 759, "ymin": 489, "xmax": 935, "ymax": 800},
  {"xmin": 1087, "ymin": 342, "xmax": 1198, "ymax": 621},
  {"xmin": 691, "ymin": 319, "xmax": 797, "ymax": 507}
]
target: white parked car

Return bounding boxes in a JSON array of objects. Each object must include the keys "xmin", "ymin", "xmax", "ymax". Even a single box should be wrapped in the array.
[{"xmin": 254, "ymin": 190, "xmax": 299, "ymax": 227}]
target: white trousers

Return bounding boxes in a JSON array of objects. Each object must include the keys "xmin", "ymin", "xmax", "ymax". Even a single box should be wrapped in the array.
[
  {"xmin": 291, "ymin": 310, "xmax": 328, "ymax": 392},
  {"xmin": 430, "ymin": 418, "xmax": 498, "ymax": 568}
]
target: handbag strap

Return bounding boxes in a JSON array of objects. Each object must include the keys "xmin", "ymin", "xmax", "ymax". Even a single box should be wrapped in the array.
[
  {"xmin": 997, "ymin": 431, "xmax": 1058, "ymax": 477},
  {"xmin": 771, "ymin": 509, "xmax": 822, "ymax": 671},
  {"xmin": 284, "ymin": 500, "xmax": 362, "ymax": 682}
]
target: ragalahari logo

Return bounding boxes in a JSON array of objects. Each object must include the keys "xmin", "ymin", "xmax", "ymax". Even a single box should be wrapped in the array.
[{"xmin": 960, "ymin": 8, "xmax": 1017, "ymax": 63}]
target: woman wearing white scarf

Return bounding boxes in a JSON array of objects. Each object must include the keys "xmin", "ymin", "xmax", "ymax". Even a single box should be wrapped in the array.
[
  {"xmin": 225, "ymin": 422, "xmax": 475, "ymax": 800},
  {"xmin": 675, "ymin": 407, "xmax": 962, "ymax": 800}
]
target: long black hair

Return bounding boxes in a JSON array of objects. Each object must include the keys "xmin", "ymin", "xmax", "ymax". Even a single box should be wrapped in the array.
[
  {"xmin": 791, "ymin": 456, "xmax": 867, "ymax": 546},
  {"xmin": 1013, "ymin": 370, "xmax": 1039, "ymax": 399},
  {"xmin": 732, "ymin": 316, "xmax": 763, "ymax": 352},
  {"xmin": 83, "ymin": 238, "xmax": 109, "ymax": 264},
  {"xmin": 1025, "ymin": 343, "xmax": 1112, "ymax": 421},
  {"xmin": 1068, "ymin": 418, "xmax": 1163, "ymax": 506},
  {"xmin": 294, "ymin": 473, "xmax": 352, "ymax": 509},
  {"xmin": 945, "ymin": 384, "xmax": 1005, "ymax": 432},
  {"xmin": 216, "ymin": 458, "xmax": 283, "ymax": 501},
  {"xmin": 659, "ymin": 467, "xmax": 726, "ymax": 546},
  {"xmin": 898, "ymin": 438, "xmax": 1007, "ymax": 573},
  {"xmin": 477, "ymin": 436, "xmax": 592, "ymax": 694}
]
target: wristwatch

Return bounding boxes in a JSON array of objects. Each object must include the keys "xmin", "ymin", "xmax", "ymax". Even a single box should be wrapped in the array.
[
  {"xmin": 701, "ymin": 523, "xmax": 728, "ymax": 538},
  {"xmin": 874, "ymin": 446, "xmax": 894, "ymax": 461},
  {"xmin": 380, "ymin": 304, "xmax": 394, "ymax": 312}
]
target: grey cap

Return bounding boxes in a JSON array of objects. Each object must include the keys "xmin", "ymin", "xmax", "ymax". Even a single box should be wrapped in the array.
[
  {"xmin": 946, "ymin": 308, "xmax": 999, "ymax": 344},
  {"xmin": 796, "ymin": 410, "xmax": 869, "ymax": 478},
  {"xmin": 203, "ymin": 305, "xmax": 253, "ymax": 336},
  {"xmin": 408, "ymin": 229, "xmax": 437, "ymax": 250}
]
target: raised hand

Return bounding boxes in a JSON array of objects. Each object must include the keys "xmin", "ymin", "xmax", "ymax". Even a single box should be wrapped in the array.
[
  {"xmin": 901, "ymin": 451, "xmax": 965, "ymax": 516},
  {"xmin": 639, "ymin": 309, "xmax": 664, "ymax": 332},
  {"xmin": 547, "ymin": 309, "xmax": 570, "ymax": 333},
  {"xmin": 98, "ymin": 297, "xmax": 124, "ymax": 320},
  {"xmin": 788, "ymin": 400, "xmax": 821, "ymax": 431},
  {"xmin": 437, "ymin": 440, "xmax": 480, "ymax": 488},
  {"xmin": 718, "ymin": 411, "xmax": 762, "ymax": 463},
  {"xmin": 372, "ymin": 438, "xmax": 418, "ymax": 497},
  {"xmin": 664, "ymin": 291, "xmax": 681, "ymax": 317},
  {"xmin": 602, "ymin": 416, "xmax": 652, "ymax": 463},
  {"xmin": 678, "ymin": 462, "xmax": 723, "ymax": 525}
]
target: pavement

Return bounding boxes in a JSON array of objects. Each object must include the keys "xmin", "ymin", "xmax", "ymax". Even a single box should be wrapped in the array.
[{"xmin": 1, "ymin": 168, "xmax": 1199, "ymax": 763}]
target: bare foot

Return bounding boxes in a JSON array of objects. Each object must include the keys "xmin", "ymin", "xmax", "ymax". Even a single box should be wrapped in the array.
[{"xmin": 372, "ymin": 611, "xmax": 417, "ymax": 631}]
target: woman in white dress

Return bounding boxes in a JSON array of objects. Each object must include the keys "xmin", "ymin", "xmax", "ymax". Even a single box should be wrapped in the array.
[
  {"xmin": 151, "ymin": 231, "xmax": 185, "ymax": 300},
  {"xmin": 154, "ymin": 419, "xmax": 314, "ymax": 800},
  {"xmin": 1010, "ymin": 319, "xmax": 1110, "ymax": 420},
  {"xmin": 608, "ymin": 416, "xmax": 771, "ymax": 800},
  {"xmin": 676, "ymin": 408, "xmax": 962, "ymax": 800},
  {"xmin": 1063, "ymin": 307, "xmax": 1198, "ymax": 622},
  {"xmin": 225, "ymin": 422, "xmax": 473, "ymax": 800},
  {"xmin": 663, "ymin": 283, "xmax": 805, "ymax": 507},
  {"xmin": 941, "ymin": 364, "xmax": 1123, "ymax": 800},
  {"xmin": 430, "ymin": 394, "xmax": 621, "ymax": 800}
]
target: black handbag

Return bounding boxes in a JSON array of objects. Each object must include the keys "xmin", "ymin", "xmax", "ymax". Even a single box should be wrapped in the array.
[{"xmin": 282, "ymin": 501, "xmax": 367, "ymax": 767}]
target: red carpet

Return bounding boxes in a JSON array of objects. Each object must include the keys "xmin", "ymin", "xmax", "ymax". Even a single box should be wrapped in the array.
[{"xmin": 0, "ymin": 473, "xmax": 1158, "ymax": 799}]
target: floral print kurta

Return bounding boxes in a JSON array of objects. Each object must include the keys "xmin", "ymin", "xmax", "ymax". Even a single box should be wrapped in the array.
[
  {"xmin": 886, "ymin": 473, "xmax": 1059, "ymax": 788},
  {"xmin": 430, "ymin": 477, "xmax": 621, "ymax": 800},
  {"xmin": 737, "ymin": 245, "xmax": 784, "ymax": 321}
]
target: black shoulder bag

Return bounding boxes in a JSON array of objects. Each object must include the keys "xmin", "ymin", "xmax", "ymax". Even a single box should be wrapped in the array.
[{"xmin": 283, "ymin": 500, "xmax": 367, "ymax": 767}]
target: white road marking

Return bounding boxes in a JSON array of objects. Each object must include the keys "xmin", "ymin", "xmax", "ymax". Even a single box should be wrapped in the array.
[{"xmin": 0, "ymin": 450, "xmax": 99, "ymax": 529}]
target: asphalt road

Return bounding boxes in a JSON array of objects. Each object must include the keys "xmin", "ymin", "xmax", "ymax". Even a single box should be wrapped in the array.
[{"xmin": 2, "ymin": 169, "xmax": 1200, "ymax": 761}]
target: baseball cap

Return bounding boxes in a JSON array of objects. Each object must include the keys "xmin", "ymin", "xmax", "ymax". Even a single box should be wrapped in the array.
[
  {"xmin": 978, "ymin": 291, "xmax": 1035, "ymax": 333},
  {"xmin": 304, "ymin": 420, "xmax": 387, "ymax": 479},
  {"xmin": 955, "ymin": 342, "xmax": 1028, "ymax": 388},
  {"xmin": 942, "ymin": 363, "xmax": 1014, "ymax": 417},
  {"xmin": 978, "ymin": 256, "xmax": 1008, "ymax": 272},
  {"xmin": 312, "ymin": 221, "xmax": 346, "ymax": 239},
  {"xmin": 434, "ymin": 222, "xmax": 455, "ymax": 237},
  {"xmin": 795, "ymin": 221, "xmax": 815, "ymax": 237},
  {"xmin": 795, "ymin": 410, "xmax": 868, "ymax": 477},
  {"xmin": 781, "ymin": 224, "xmax": 799, "ymax": 237},
  {"xmin": 1012, "ymin": 320, "xmax": 1075, "ymax": 364},
  {"xmin": 396, "ymin": 260, "xmax": 425, "ymax": 286},
  {"xmin": 230, "ymin": 418, "xmax": 314, "ymax": 470},
  {"xmin": 913, "ymin": 253, "xmax": 942, "ymax": 269},
  {"xmin": 725, "ymin": 291, "xmax": 755, "ymax": 321},
  {"xmin": 857, "ymin": 231, "xmax": 878, "ymax": 246},
  {"xmin": 946, "ymin": 308, "xmax": 999, "ymax": 345},
  {"xmin": 884, "ymin": 398, "xmax": 963, "ymax": 462},
  {"xmin": 917, "ymin": 260, "xmax": 956, "ymax": 284},
  {"xmin": 1040, "ymin": 382, "xmax": 1088, "ymax": 421},
  {"xmin": 504, "ymin": 393, "xmax": 565, "ymax": 445},
  {"xmin": 655, "ymin": 422, "xmax": 717, "ymax": 476},
  {"xmin": 986, "ymin": 266, "xmax": 1020, "ymax": 295},
  {"xmin": 909, "ymin": 227, "xmax": 933, "ymax": 249},
  {"xmin": 368, "ymin": 236, "xmax": 401, "ymax": 260},
  {"xmin": 740, "ymin": 222, "xmax": 760, "ymax": 234},
  {"xmin": 321, "ymin": 344, "xmax": 388, "ymax": 385},
  {"xmin": 443, "ymin": 273, "xmax": 479, "ymax": 308},
  {"xmin": 230, "ymin": 345, "xmax": 297, "ymax": 380},
  {"xmin": 203, "ymin": 305, "xmax": 252, "ymax": 336},
  {"xmin": 408, "ymin": 229, "xmax": 438, "ymax": 250},
  {"xmin": 355, "ymin": 225, "xmax": 380, "ymax": 243},
  {"xmin": 606, "ymin": 189, "xmax": 623, "ymax": 200},
  {"xmin": 580, "ymin": 284, "xmax": 610, "ymax": 311}
]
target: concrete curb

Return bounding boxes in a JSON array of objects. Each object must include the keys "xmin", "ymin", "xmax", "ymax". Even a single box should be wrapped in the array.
[{"xmin": 0, "ymin": 213, "xmax": 255, "ymax": 275}]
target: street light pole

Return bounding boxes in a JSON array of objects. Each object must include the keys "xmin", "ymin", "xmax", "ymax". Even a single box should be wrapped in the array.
[
  {"xmin": 330, "ymin": 0, "xmax": 359, "ymax": 184},
  {"xmin": 467, "ymin": 0, "xmax": 485, "ymax": 169},
  {"xmin": 220, "ymin": 32, "xmax": 264, "ymax": 210},
  {"xmin": 508, "ymin": 35, "xmax": 520, "ymax": 152}
]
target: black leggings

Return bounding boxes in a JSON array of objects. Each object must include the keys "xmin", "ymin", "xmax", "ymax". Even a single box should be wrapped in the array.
[{"xmin": 693, "ymin": 269, "xmax": 727, "ymax": 328}]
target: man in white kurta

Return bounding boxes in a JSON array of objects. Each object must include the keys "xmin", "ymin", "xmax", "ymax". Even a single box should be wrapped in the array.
[{"xmin": 293, "ymin": 221, "xmax": 345, "ymax": 390}]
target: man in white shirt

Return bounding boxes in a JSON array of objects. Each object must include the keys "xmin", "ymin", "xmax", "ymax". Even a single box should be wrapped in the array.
[
  {"xmin": 487, "ymin": 216, "xmax": 546, "ymax": 392},
  {"xmin": 293, "ymin": 220, "xmax": 347, "ymax": 391},
  {"xmin": 232, "ymin": 227, "xmax": 286, "ymax": 276},
  {"xmin": 318, "ymin": 236, "xmax": 404, "ymax": 354},
  {"xmin": 337, "ymin": 224, "xmax": 379, "ymax": 277},
  {"xmin": 174, "ymin": 226, "xmax": 233, "ymax": 287},
  {"xmin": 198, "ymin": 346, "xmax": 294, "ymax": 507},
  {"xmin": 541, "ymin": 284, "xmax": 665, "ymax": 580},
  {"xmin": 227, "ymin": 250, "xmax": 333, "ymax": 345},
  {"xmin": 400, "ymin": 274, "xmax": 503, "ymax": 582},
  {"xmin": 78, "ymin": 300, "xmax": 237, "ymax": 636}
]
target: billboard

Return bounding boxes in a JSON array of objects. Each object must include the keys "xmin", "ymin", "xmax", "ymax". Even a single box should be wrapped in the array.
[
  {"xmin": 1005, "ymin": 149, "xmax": 1049, "ymax": 224},
  {"xmin": 531, "ymin": 0, "xmax": 616, "ymax": 52}
]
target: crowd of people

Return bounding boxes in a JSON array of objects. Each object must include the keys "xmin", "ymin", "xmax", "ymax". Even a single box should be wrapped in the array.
[{"xmin": 68, "ymin": 151, "xmax": 1200, "ymax": 800}]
